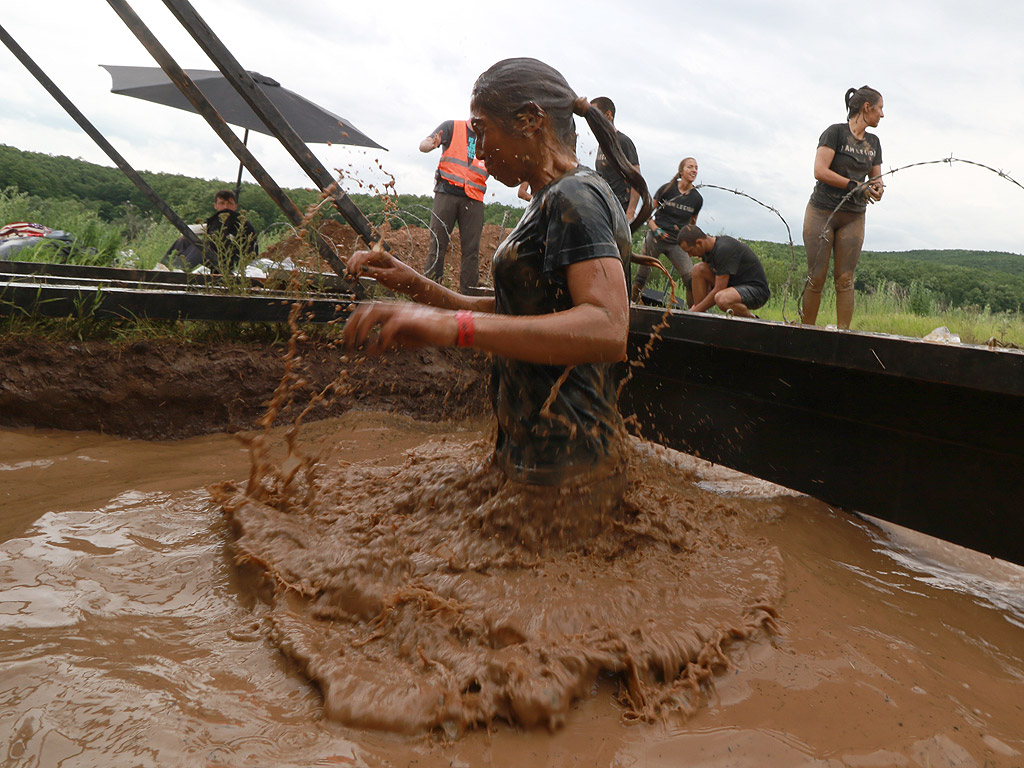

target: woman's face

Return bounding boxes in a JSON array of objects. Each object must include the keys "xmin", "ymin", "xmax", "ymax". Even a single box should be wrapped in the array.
[
  {"xmin": 680, "ymin": 159, "xmax": 698, "ymax": 183},
  {"xmin": 469, "ymin": 104, "xmax": 536, "ymax": 187},
  {"xmin": 863, "ymin": 98, "xmax": 884, "ymax": 127}
]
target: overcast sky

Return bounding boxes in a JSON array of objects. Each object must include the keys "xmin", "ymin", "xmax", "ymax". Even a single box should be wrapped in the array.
[{"xmin": 3, "ymin": 0, "xmax": 1023, "ymax": 254}]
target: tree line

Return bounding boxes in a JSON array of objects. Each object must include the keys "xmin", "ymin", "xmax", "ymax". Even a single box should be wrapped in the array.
[
  {"xmin": 0, "ymin": 144, "xmax": 521, "ymax": 234},
  {"xmin": 747, "ymin": 240, "xmax": 1024, "ymax": 314}
]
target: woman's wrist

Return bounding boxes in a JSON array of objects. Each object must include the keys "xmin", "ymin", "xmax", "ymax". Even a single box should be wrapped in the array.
[{"xmin": 455, "ymin": 310, "xmax": 475, "ymax": 348}]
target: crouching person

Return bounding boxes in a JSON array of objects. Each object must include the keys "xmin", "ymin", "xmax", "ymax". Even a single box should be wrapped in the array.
[{"xmin": 679, "ymin": 224, "xmax": 770, "ymax": 318}]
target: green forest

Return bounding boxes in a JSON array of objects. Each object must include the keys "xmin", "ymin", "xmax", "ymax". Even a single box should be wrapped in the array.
[
  {"xmin": 746, "ymin": 240, "xmax": 1024, "ymax": 315},
  {"xmin": 2, "ymin": 143, "xmax": 1023, "ymax": 316},
  {"xmin": 0, "ymin": 143, "xmax": 521, "ymax": 234}
]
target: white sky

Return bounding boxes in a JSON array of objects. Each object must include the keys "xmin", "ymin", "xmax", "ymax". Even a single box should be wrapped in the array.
[{"xmin": 2, "ymin": 0, "xmax": 1024, "ymax": 254}]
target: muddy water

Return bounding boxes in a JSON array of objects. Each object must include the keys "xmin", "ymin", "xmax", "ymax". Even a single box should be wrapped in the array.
[{"xmin": 2, "ymin": 414, "xmax": 1022, "ymax": 767}]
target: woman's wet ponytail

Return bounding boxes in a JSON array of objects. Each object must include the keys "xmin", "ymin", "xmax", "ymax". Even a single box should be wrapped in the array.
[{"xmin": 573, "ymin": 97, "xmax": 653, "ymax": 233}]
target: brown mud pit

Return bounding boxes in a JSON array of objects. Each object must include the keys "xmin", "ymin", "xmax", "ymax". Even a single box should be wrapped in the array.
[
  {"xmin": 3, "ymin": 221, "xmax": 1022, "ymax": 760},
  {"xmin": 214, "ymin": 427, "xmax": 782, "ymax": 735}
]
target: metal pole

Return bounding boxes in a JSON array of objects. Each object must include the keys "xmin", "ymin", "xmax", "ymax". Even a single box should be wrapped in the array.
[
  {"xmin": 104, "ymin": 0, "xmax": 354, "ymax": 282},
  {"xmin": 234, "ymin": 127, "xmax": 248, "ymax": 201},
  {"xmin": 159, "ymin": 0, "xmax": 388, "ymax": 253},
  {"xmin": 0, "ymin": 23, "xmax": 199, "ymax": 247}
]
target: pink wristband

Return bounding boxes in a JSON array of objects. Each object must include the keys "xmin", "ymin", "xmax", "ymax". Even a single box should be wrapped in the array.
[{"xmin": 456, "ymin": 310, "xmax": 475, "ymax": 348}]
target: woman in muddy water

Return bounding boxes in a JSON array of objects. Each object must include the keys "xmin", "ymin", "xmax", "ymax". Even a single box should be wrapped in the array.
[
  {"xmin": 345, "ymin": 57, "xmax": 652, "ymax": 497},
  {"xmin": 220, "ymin": 58, "xmax": 783, "ymax": 737},
  {"xmin": 629, "ymin": 157, "xmax": 703, "ymax": 307},
  {"xmin": 801, "ymin": 85, "xmax": 885, "ymax": 329}
]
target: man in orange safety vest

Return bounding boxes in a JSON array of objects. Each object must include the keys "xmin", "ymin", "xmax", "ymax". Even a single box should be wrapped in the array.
[{"xmin": 419, "ymin": 119, "xmax": 488, "ymax": 292}]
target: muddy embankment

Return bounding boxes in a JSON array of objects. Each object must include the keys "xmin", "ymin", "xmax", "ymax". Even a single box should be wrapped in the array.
[
  {"xmin": 0, "ymin": 336, "xmax": 490, "ymax": 439},
  {"xmin": 0, "ymin": 221, "xmax": 504, "ymax": 439}
]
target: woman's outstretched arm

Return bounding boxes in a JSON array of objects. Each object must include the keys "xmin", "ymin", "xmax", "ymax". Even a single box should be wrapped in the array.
[
  {"xmin": 344, "ymin": 256, "xmax": 628, "ymax": 365},
  {"xmin": 347, "ymin": 249, "xmax": 495, "ymax": 313}
]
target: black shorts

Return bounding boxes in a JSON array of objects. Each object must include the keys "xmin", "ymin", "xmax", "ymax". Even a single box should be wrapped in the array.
[{"xmin": 734, "ymin": 283, "xmax": 770, "ymax": 311}]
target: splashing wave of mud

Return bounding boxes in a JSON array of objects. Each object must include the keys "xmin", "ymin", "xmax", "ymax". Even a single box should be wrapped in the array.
[{"xmin": 214, "ymin": 433, "xmax": 782, "ymax": 736}]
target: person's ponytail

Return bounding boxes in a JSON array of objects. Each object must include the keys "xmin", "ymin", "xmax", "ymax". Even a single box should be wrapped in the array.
[
  {"xmin": 573, "ymin": 98, "xmax": 652, "ymax": 233},
  {"xmin": 472, "ymin": 59, "xmax": 653, "ymax": 233}
]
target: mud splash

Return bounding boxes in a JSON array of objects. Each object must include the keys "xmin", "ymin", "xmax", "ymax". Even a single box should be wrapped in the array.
[{"xmin": 214, "ymin": 433, "xmax": 782, "ymax": 735}]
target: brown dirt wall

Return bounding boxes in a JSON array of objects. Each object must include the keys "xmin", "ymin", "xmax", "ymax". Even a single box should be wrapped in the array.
[
  {"xmin": 265, "ymin": 220, "xmax": 507, "ymax": 289},
  {"xmin": 0, "ymin": 220, "xmax": 504, "ymax": 439},
  {"xmin": 0, "ymin": 335, "xmax": 490, "ymax": 440}
]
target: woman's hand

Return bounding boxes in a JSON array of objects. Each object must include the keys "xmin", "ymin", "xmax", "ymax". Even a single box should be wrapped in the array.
[
  {"xmin": 347, "ymin": 249, "xmax": 423, "ymax": 293},
  {"xmin": 342, "ymin": 301, "xmax": 456, "ymax": 355},
  {"xmin": 864, "ymin": 165, "xmax": 884, "ymax": 204}
]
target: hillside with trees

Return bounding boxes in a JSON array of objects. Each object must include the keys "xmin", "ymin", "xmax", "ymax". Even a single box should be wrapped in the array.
[
  {"xmin": 3, "ymin": 144, "xmax": 1023, "ymax": 313},
  {"xmin": 0, "ymin": 144, "xmax": 520, "ymax": 234}
]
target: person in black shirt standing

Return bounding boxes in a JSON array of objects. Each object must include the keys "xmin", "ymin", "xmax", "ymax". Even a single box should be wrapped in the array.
[
  {"xmin": 801, "ymin": 85, "xmax": 884, "ymax": 329},
  {"xmin": 589, "ymin": 97, "xmax": 641, "ymax": 220},
  {"xmin": 679, "ymin": 225, "xmax": 769, "ymax": 318},
  {"xmin": 630, "ymin": 157, "xmax": 702, "ymax": 306}
]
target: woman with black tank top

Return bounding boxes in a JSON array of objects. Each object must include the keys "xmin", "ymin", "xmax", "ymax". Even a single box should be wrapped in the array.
[
  {"xmin": 801, "ymin": 86, "xmax": 884, "ymax": 329},
  {"xmin": 630, "ymin": 157, "xmax": 702, "ymax": 307}
]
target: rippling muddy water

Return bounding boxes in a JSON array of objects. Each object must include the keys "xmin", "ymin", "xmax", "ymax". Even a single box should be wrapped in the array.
[{"xmin": 2, "ymin": 413, "xmax": 1022, "ymax": 767}]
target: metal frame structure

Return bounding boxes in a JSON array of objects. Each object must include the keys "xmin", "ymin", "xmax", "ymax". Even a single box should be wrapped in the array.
[
  {"xmin": 2, "ymin": 0, "xmax": 389, "ymax": 288},
  {"xmin": 0, "ymin": 24, "xmax": 199, "ymax": 249},
  {"xmin": 1, "ymin": 261, "xmax": 353, "ymax": 324}
]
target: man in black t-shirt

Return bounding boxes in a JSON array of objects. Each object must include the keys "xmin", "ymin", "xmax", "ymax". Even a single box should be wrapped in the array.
[
  {"xmin": 678, "ymin": 225, "xmax": 769, "ymax": 318},
  {"xmin": 202, "ymin": 190, "xmax": 258, "ymax": 273},
  {"xmin": 590, "ymin": 97, "xmax": 641, "ymax": 219},
  {"xmin": 162, "ymin": 189, "xmax": 257, "ymax": 273}
]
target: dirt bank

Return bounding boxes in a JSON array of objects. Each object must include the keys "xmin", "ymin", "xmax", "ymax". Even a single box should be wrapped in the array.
[
  {"xmin": 0, "ymin": 335, "xmax": 490, "ymax": 439},
  {"xmin": 0, "ymin": 219, "xmax": 509, "ymax": 439},
  {"xmin": 264, "ymin": 220, "xmax": 509, "ymax": 289}
]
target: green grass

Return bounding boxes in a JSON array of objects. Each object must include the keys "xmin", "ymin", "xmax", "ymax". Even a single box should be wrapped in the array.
[
  {"xmin": 0, "ymin": 311, "xmax": 335, "ymax": 345},
  {"xmin": 756, "ymin": 286, "xmax": 1024, "ymax": 346},
  {"xmin": 632, "ymin": 241, "xmax": 1024, "ymax": 348}
]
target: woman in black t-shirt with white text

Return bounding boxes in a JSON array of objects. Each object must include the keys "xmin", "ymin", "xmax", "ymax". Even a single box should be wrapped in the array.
[
  {"xmin": 801, "ymin": 86, "xmax": 884, "ymax": 329},
  {"xmin": 630, "ymin": 157, "xmax": 702, "ymax": 306}
]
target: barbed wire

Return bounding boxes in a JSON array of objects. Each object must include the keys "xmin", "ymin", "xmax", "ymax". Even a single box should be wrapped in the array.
[
  {"xmin": 820, "ymin": 156, "xmax": 1024, "ymax": 238},
  {"xmin": 695, "ymin": 182, "xmax": 801, "ymax": 323}
]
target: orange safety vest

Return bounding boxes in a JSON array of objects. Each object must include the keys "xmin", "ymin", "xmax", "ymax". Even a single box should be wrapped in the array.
[{"xmin": 437, "ymin": 120, "xmax": 488, "ymax": 202}]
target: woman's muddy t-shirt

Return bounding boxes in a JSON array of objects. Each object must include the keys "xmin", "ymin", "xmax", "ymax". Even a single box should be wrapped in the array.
[
  {"xmin": 809, "ymin": 122, "xmax": 882, "ymax": 213},
  {"xmin": 491, "ymin": 166, "xmax": 632, "ymax": 485}
]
